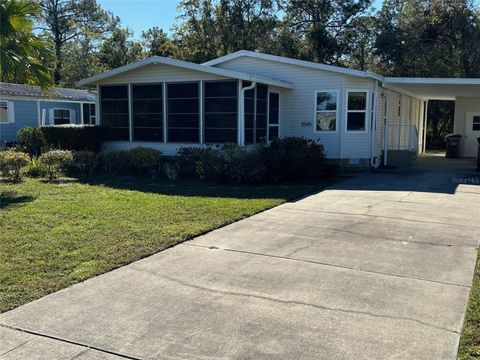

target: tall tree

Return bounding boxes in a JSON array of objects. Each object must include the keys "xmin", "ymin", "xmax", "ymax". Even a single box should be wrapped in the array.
[
  {"xmin": 215, "ymin": 0, "xmax": 279, "ymax": 54},
  {"xmin": 174, "ymin": 0, "xmax": 219, "ymax": 63},
  {"xmin": 98, "ymin": 27, "xmax": 143, "ymax": 69},
  {"xmin": 374, "ymin": 0, "xmax": 480, "ymax": 77},
  {"xmin": 282, "ymin": 0, "xmax": 373, "ymax": 64},
  {"xmin": 37, "ymin": 0, "xmax": 118, "ymax": 84},
  {"xmin": 174, "ymin": 0, "xmax": 279, "ymax": 62},
  {"xmin": 141, "ymin": 27, "xmax": 179, "ymax": 58},
  {"xmin": 0, "ymin": 0, "xmax": 53, "ymax": 88},
  {"xmin": 60, "ymin": 36, "xmax": 103, "ymax": 87},
  {"xmin": 344, "ymin": 16, "xmax": 377, "ymax": 71}
]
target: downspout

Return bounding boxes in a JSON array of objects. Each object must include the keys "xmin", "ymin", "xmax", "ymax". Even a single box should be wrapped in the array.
[
  {"xmin": 36, "ymin": 100, "xmax": 41, "ymax": 127},
  {"xmin": 80, "ymin": 102, "xmax": 84, "ymax": 125},
  {"xmin": 370, "ymin": 81, "xmax": 380, "ymax": 168},
  {"xmin": 239, "ymin": 81, "xmax": 256, "ymax": 146}
]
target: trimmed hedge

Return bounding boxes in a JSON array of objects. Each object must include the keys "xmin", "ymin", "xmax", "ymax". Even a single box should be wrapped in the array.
[
  {"xmin": 40, "ymin": 125, "xmax": 107, "ymax": 152},
  {"xmin": 175, "ymin": 137, "xmax": 335, "ymax": 183},
  {"xmin": 17, "ymin": 127, "xmax": 43, "ymax": 155}
]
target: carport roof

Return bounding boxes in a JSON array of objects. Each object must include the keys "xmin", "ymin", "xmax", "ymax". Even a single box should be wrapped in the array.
[{"xmin": 383, "ymin": 77, "xmax": 480, "ymax": 100}]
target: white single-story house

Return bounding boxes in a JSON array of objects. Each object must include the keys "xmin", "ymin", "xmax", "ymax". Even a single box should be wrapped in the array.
[
  {"xmin": 77, "ymin": 50, "xmax": 480, "ymax": 167},
  {"xmin": 0, "ymin": 82, "xmax": 96, "ymax": 143}
]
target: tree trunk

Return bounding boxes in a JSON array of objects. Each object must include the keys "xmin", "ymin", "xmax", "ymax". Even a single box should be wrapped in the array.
[{"xmin": 54, "ymin": 37, "xmax": 62, "ymax": 85}]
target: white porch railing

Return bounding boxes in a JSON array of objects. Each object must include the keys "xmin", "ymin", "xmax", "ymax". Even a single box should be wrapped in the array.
[{"xmin": 387, "ymin": 124, "xmax": 419, "ymax": 152}]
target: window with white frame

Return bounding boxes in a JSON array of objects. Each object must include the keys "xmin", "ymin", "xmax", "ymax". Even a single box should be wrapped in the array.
[
  {"xmin": 346, "ymin": 91, "xmax": 367, "ymax": 131},
  {"xmin": 53, "ymin": 109, "xmax": 71, "ymax": 125},
  {"xmin": 0, "ymin": 101, "xmax": 8, "ymax": 123},
  {"xmin": 315, "ymin": 91, "xmax": 337, "ymax": 131},
  {"xmin": 82, "ymin": 103, "xmax": 96, "ymax": 125}
]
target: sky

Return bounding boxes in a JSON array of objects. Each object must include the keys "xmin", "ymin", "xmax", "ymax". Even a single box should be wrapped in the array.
[{"xmin": 97, "ymin": 0, "xmax": 385, "ymax": 39}]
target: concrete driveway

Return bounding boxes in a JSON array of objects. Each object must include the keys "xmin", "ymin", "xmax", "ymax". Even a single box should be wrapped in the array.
[{"xmin": 1, "ymin": 156, "xmax": 479, "ymax": 359}]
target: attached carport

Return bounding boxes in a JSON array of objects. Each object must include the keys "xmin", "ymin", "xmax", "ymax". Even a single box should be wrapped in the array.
[{"xmin": 383, "ymin": 77, "xmax": 480, "ymax": 158}]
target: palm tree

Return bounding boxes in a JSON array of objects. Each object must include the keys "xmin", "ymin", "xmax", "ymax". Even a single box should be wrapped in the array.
[{"xmin": 0, "ymin": 0, "xmax": 53, "ymax": 89}]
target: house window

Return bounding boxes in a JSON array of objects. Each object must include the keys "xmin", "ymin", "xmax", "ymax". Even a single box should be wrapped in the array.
[
  {"xmin": 167, "ymin": 82, "xmax": 199, "ymax": 143},
  {"xmin": 133, "ymin": 84, "xmax": 163, "ymax": 142},
  {"xmin": 268, "ymin": 92, "xmax": 279, "ymax": 140},
  {"xmin": 347, "ymin": 91, "xmax": 367, "ymax": 131},
  {"xmin": 473, "ymin": 116, "xmax": 480, "ymax": 131},
  {"xmin": 315, "ymin": 91, "xmax": 337, "ymax": 131},
  {"xmin": 243, "ymin": 82, "xmax": 268, "ymax": 144},
  {"xmin": 0, "ymin": 101, "xmax": 8, "ymax": 123},
  {"xmin": 204, "ymin": 81, "xmax": 238, "ymax": 143},
  {"xmin": 82, "ymin": 103, "xmax": 96, "ymax": 125},
  {"xmin": 53, "ymin": 109, "xmax": 71, "ymax": 125},
  {"xmin": 100, "ymin": 85, "xmax": 129, "ymax": 140}
]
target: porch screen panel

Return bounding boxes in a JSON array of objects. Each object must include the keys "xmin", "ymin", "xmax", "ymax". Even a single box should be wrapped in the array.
[
  {"xmin": 100, "ymin": 85, "xmax": 129, "ymax": 140},
  {"xmin": 244, "ymin": 81, "xmax": 255, "ymax": 144},
  {"xmin": 167, "ymin": 82, "xmax": 199, "ymax": 143},
  {"xmin": 256, "ymin": 84, "xmax": 268, "ymax": 142},
  {"xmin": 204, "ymin": 81, "xmax": 238, "ymax": 143},
  {"xmin": 132, "ymin": 84, "xmax": 163, "ymax": 141}
]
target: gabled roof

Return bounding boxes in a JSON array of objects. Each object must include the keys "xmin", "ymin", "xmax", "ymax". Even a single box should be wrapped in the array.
[
  {"xmin": 77, "ymin": 56, "xmax": 294, "ymax": 89},
  {"xmin": 0, "ymin": 82, "xmax": 95, "ymax": 102},
  {"xmin": 203, "ymin": 50, "xmax": 384, "ymax": 82}
]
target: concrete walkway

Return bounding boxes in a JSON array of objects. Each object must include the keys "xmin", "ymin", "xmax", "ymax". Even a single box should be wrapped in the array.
[{"xmin": 1, "ymin": 156, "xmax": 479, "ymax": 359}]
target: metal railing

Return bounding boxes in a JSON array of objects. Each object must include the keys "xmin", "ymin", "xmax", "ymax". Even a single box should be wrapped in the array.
[{"xmin": 387, "ymin": 124, "xmax": 418, "ymax": 152}]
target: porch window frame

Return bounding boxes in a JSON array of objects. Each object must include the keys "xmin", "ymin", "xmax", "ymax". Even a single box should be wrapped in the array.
[
  {"xmin": 166, "ymin": 80, "xmax": 201, "ymax": 144},
  {"xmin": 99, "ymin": 84, "xmax": 130, "ymax": 141},
  {"xmin": 345, "ymin": 89, "xmax": 369, "ymax": 133},
  {"xmin": 267, "ymin": 90, "xmax": 280, "ymax": 140},
  {"xmin": 314, "ymin": 89, "xmax": 339, "ymax": 133},
  {"xmin": 203, "ymin": 79, "xmax": 239, "ymax": 144},
  {"xmin": 131, "ymin": 82, "xmax": 165, "ymax": 143}
]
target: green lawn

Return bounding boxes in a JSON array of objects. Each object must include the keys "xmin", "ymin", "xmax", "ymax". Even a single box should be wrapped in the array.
[
  {"xmin": 0, "ymin": 177, "xmax": 326, "ymax": 313},
  {"xmin": 458, "ymin": 255, "xmax": 480, "ymax": 359}
]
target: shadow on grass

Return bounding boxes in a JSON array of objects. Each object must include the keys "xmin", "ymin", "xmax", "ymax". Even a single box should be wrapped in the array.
[
  {"xmin": 0, "ymin": 191, "xmax": 35, "ymax": 209},
  {"xmin": 78, "ymin": 175, "xmax": 332, "ymax": 201}
]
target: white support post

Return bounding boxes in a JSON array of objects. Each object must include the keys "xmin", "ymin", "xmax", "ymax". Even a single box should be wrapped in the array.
[
  {"xmin": 199, "ymin": 81, "xmax": 204, "ymax": 144},
  {"xmin": 36, "ymin": 100, "xmax": 41, "ymax": 127},
  {"xmin": 383, "ymin": 94, "xmax": 389, "ymax": 166},
  {"xmin": 163, "ymin": 82, "xmax": 167, "ymax": 144},
  {"xmin": 80, "ymin": 102, "xmax": 84, "ymax": 125},
  {"xmin": 423, "ymin": 100, "xmax": 429, "ymax": 154}
]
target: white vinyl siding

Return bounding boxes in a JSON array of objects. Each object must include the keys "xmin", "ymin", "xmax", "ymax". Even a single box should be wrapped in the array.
[
  {"xmin": 99, "ymin": 63, "xmax": 228, "ymax": 85},
  {"xmin": 213, "ymin": 56, "xmax": 375, "ymax": 158},
  {"xmin": 454, "ymin": 97, "xmax": 480, "ymax": 156}
]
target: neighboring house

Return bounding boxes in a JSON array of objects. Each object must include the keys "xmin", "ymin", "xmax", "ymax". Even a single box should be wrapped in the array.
[
  {"xmin": 0, "ymin": 82, "xmax": 96, "ymax": 143},
  {"xmin": 77, "ymin": 51, "xmax": 480, "ymax": 167}
]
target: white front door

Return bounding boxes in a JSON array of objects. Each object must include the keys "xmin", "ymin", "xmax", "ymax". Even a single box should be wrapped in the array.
[{"xmin": 465, "ymin": 112, "xmax": 480, "ymax": 157}]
